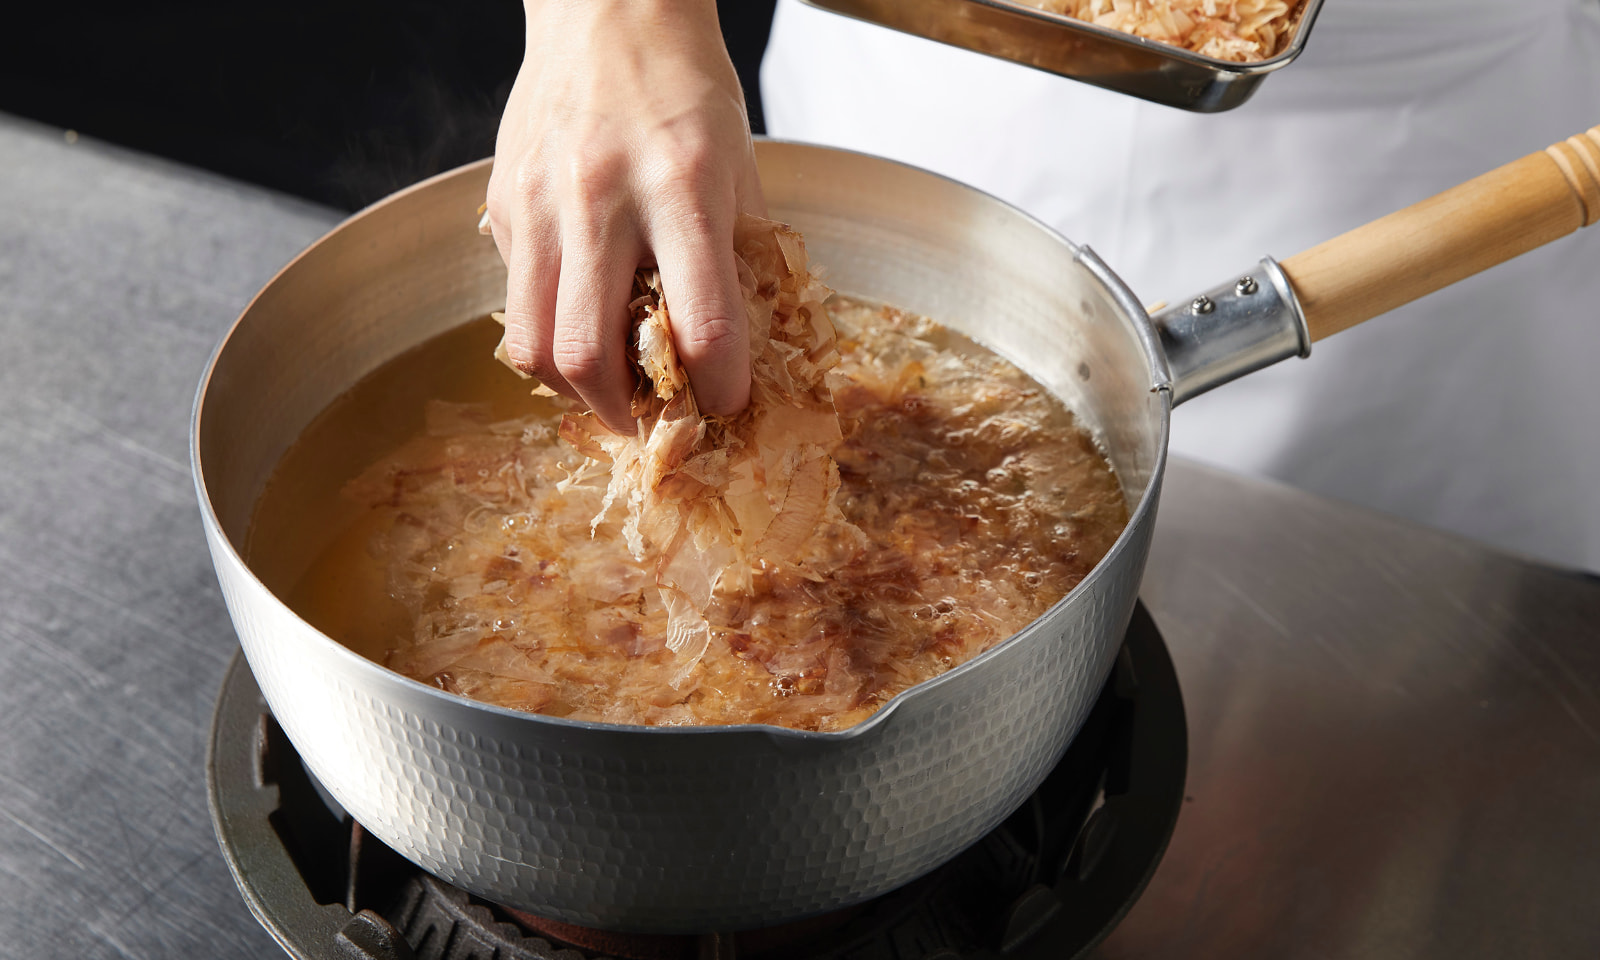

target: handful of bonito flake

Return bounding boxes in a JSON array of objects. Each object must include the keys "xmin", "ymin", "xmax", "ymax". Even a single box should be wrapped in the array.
[
  {"xmin": 1029, "ymin": 0, "xmax": 1304, "ymax": 61},
  {"xmin": 494, "ymin": 215, "xmax": 865, "ymax": 682}
]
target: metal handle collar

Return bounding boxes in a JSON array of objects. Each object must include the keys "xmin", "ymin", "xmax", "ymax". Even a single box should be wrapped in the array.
[{"xmin": 1150, "ymin": 257, "xmax": 1310, "ymax": 405}]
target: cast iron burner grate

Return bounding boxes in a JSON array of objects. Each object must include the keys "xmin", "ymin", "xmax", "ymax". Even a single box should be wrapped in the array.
[{"xmin": 207, "ymin": 603, "xmax": 1185, "ymax": 960}]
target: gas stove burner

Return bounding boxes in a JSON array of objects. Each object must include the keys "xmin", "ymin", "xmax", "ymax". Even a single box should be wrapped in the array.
[{"xmin": 207, "ymin": 603, "xmax": 1185, "ymax": 960}]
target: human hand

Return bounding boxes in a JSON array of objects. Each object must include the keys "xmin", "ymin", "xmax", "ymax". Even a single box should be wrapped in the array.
[{"xmin": 484, "ymin": 0, "xmax": 764, "ymax": 434}]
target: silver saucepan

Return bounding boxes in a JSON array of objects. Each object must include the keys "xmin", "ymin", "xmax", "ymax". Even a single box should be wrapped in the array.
[{"xmin": 194, "ymin": 129, "xmax": 1599, "ymax": 933}]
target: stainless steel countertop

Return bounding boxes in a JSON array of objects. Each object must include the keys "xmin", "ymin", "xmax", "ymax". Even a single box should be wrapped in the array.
[
  {"xmin": 2, "ymin": 114, "xmax": 1597, "ymax": 959},
  {"xmin": 1105, "ymin": 462, "xmax": 1600, "ymax": 959}
]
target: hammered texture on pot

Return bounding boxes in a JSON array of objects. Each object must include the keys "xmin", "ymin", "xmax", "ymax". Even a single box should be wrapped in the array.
[
  {"xmin": 206, "ymin": 512, "xmax": 1153, "ymax": 931},
  {"xmin": 194, "ymin": 145, "xmax": 1171, "ymax": 932}
]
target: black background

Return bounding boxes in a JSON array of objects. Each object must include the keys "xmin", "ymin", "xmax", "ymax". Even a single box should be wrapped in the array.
[{"xmin": 1, "ymin": 1, "xmax": 778, "ymax": 210}]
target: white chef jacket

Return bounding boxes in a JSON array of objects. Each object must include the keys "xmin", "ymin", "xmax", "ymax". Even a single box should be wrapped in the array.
[{"xmin": 762, "ymin": 0, "xmax": 1600, "ymax": 571}]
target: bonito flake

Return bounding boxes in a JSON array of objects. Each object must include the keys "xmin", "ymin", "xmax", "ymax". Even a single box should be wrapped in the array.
[
  {"xmin": 324, "ymin": 296, "xmax": 1129, "ymax": 730},
  {"xmin": 1027, "ymin": 0, "xmax": 1304, "ymax": 62},
  {"xmin": 494, "ymin": 216, "xmax": 866, "ymax": 682}
]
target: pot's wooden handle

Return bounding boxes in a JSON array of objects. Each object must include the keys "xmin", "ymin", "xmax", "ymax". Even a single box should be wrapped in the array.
[{"xmin": 1280, "ymin": 126, "xmax": 1600, "ymax": 342}]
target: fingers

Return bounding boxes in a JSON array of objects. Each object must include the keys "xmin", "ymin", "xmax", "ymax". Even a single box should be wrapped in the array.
[
  {"xmin": 496, "ymin": 185, "xmax": 573, "ymax": 399},
  {"xmin": 650, "ymin": 204, "xmax": 751, "ymax": 417},
  {"xmin": 552, "ymin": 209, "xmax": 642, "ymax": 434},
  {"xmin": 490, "ymin": 151, "xmax": 642, "ymax": 433},
  {"xmin": 492, "ymin": 164, "xmax": 757, "ymax": 428},
  {"xmin": 645, "ymin": 131, "xmax": 762, "ymax": 417}
]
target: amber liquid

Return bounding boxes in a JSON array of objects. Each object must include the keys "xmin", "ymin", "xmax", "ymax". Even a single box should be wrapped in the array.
[
  {"xmin": 251, "ymin": 302, "xmax": 1128, "ymax": 730},
  {"xmin": 248, "ymin": 317, "xmax": 554, "ymax": 660}
]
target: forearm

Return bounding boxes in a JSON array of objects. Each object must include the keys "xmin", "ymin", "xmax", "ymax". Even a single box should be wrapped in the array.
[{"xmin": 520, "ymin": 0, "xmax": 736, "ymax": 93}]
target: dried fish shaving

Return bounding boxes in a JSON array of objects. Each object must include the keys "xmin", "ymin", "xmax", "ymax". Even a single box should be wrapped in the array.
[
  {"xmin": 495, "ymin": 215, "xmax": 866, "ymax": 682},
  {"xmin": 1027, "ymin": 0, "xmax": 1304, "ymax": 62},
  {"xmin": 321, "ymin": 297, "xmax": 1131, "ymax": 730}
]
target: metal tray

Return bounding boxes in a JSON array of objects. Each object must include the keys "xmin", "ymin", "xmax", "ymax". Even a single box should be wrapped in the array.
[{"xmin": 799, "ymin": 0, "xmax": 1326, "ymax": 112}]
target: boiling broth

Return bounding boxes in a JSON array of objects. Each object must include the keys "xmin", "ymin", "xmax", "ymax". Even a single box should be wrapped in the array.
[{"xmin": 250, "ymin": 300, "xmax": 1128, "ymax": 730}]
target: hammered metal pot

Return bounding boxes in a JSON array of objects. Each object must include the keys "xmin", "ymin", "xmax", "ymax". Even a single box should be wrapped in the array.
[{"xmin": 193, "ymin": 130, "xmax": 1599, "ymax": 932}]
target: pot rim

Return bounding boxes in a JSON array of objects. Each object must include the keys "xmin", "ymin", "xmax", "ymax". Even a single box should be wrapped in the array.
[{"xmin": 190, "ymin": 143, "xmax": 1173, "ymax": 743}]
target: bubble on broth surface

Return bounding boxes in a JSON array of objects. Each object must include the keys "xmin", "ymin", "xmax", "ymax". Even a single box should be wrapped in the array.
[{"xmin": 256, "ymin": 300, "xmax": 1129, "ymax": 731}]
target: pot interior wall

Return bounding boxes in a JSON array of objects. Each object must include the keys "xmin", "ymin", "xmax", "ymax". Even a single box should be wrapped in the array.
[{"xmin": 197, "ymin": 161, "xmax": 506, "ymax": 591}]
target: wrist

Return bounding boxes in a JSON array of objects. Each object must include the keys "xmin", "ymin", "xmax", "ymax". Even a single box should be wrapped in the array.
[{"xmin": 523, "ymin": 0, "xmax": 721, "ymax": 36}]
